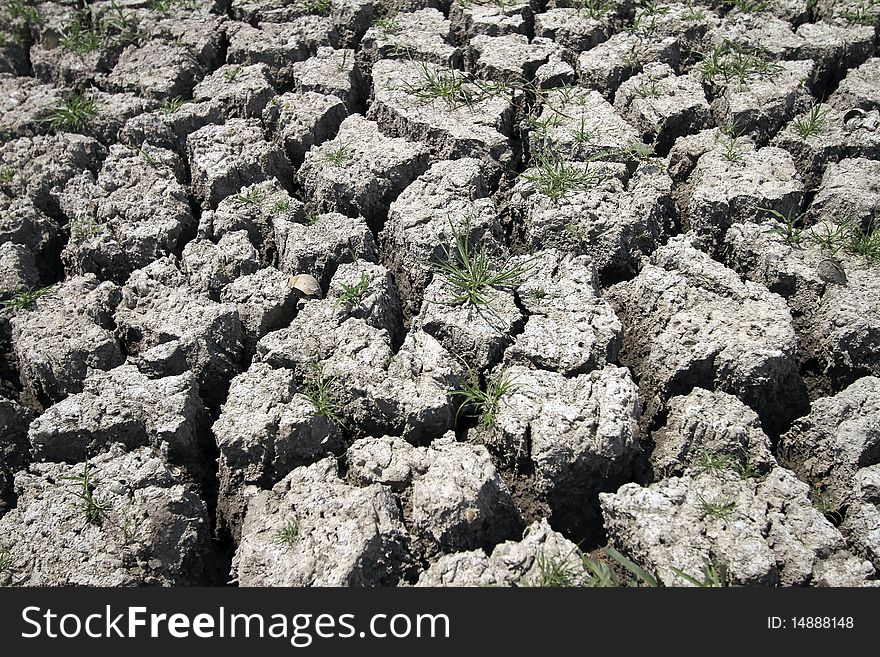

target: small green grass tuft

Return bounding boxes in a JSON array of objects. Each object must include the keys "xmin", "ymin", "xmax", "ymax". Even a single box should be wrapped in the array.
[
  {"xmin": 633, "ymin": 79, "xmax": 661, "ymax": 98},
  {"xmin": 631, "ymin": 1, "xmax": 670, "ymax": 35},
  {"xmin": 811, "ymin": 487, "xmax": 844, "ymax": 525},
  {"xmin": 271, "ymin": 198, "xmax": 291, "ymax": 214},
  {"xmin": 809, "ymin": 215, "xmax": 880, "ymax": 263},
  {"xmin": 450, "ymin": 367, "xmax": 518, "ymax": 429},
  {"xmin": 729, "ymin": 0, "xmax": 769, "ymax": 12},
  {"xmin": 845, "ymin": 223, "xmax": 880, "ymax": 261},
  {"xmin": 716, "ymin": 125, "xmax": 744, "ymax": 163},
  {"xmin": 373, "ymin": 12, "xmax": 401, "ymax": 36},
  {"xmin": 62, "ymin": 462, "xmax": 110, "ymax": 527},
  {"xmin": 697, "ymin": 449, "xmax": 738, "ymax": 473},
  {"xmin": 275, "ymin": 519, "xmax": 299, "ymax": 546},
  {"xmin": 324, "ymin": 144, "xmax": 352, "ymax": 166},
  {"xmin": 159, "ymin": 96, "xmax": 186, "ymax": 114},
  {"xmin": 760, "ymin": 206, "xmax": 806, "ymax": 247},
  {"xmin": 840, "ymin": 0, "xmax": 880, "ymax": 25},
  {"xmin": 4, "ymin": 0, "xmax": 41, "ymax": 27},
  {"xmin": 0, "ymin": 545, "xmax": 12, "ymax": 574},
  {"xmin": 337, "ymin": 273, "xmax": 370, "ymax": 305},
  {"xmin": 697, "ymin": 495, "xmax": 737, "ymax": 520},
  {"xmin": 232, "ymin": 188, "xmax": 264, "ymax": 207},
  {"xmin": 138, "ymin": 147, "xmax": 161, "ymax": 168},
  {"xmin": 521, "ymin": 150, "xmax": 599, "ymax": 200},
  {"xmin": 0, "ymin": 166, "xmax": 13, "ymax": 184},
  {"xmin": 1, "ymin": 286, "xmax": 51, "ymax": 311},
  {"xmin": 696, "ymin": 449, "xmax": 754, "ymax": 479},
  {"xmin": 303, "ymin": 363, "xmax": 341, "ymax": 424},
  {"xmin": 671, "ymin": 558, "xmax": 731, "ymax": 586},
  {"xmin": 59, "ymin": 14, "xmax": 103, "ymax": 54},
  {"xmin": 573, "ymin": 0, "xmax": 611, "ymax": 19},
  {"xmin": 66, "ymin": 215, "xmax": 103, "ymax": 240},
  {"xmin": 582, "ymin": 547, "xmax": 660, "ymax": 588},
  {"xmin": 792, "ymin": 104, "xmax": 829, "ymax": 140},
  {"xmin": 223, "ymin": 65, "xmax": 242, "ymax": 82},
  {"xmin": 534, "ymin": 553, "xmax": 580, "ymax": 587},
  {"xmin": 150, "ymin": 0, "xmax": 200, "ymax": 11},
  {"xmin": 621, "ymin": 141, "xmax": 656, "ymax": 162},
  {"xmin": 46, "ymin": 93, "xmax": 99, "ymax": 132},
  {"xmin": 682, "ymin": 3, "xmax": 707, "ymax": 20},
  {"xmin": 563, "ymin": 221, "xmax": 588, "ymax": 244},
  {"xmin": 809, "ymin": 220, "xmax": 848, "ymax": 253},
  {"xmin": 434, "ymin": 221, "xmax": 534, "ymax": 307},
  {"xmin": 700, "ymin": 44, "xmax": 783, "ymax": 84},
  {"xmin": 299, "ymin": 0, "xmax": 332, "ymax": 15},
  {"xmin": 572, "ymin": 115, "xmax": 596, "ymax": 147},
  {"xmin": 405, "ymin": 62, "xmax": 473, "ymax": 109}
]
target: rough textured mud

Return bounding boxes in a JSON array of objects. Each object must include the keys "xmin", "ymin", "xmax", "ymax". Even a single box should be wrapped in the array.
[{"xmin": 1, "ymin": 0, "xmax": 878, "ymax": 588}]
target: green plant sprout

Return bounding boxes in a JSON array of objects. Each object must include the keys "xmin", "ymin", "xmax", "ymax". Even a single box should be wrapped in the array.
[
  {"xmin": 792, "ymin": 104, "xmax": 829, "ymax": 139},
  {"xmin": 1, "ymin": 286, "xmax": 52, "ymax": 311},
  {"xmin": 433, "ymin": 221, "xmax": 534, "ymax": 306},
  {"xmin": 729, "ymin": 0, "xmax": 769, "ymax": 12},
  {"xmin": 697, "ymin": 494, "xmax": 737, "ymax": 520},
  {"xmin": 840, "ymin": 0, "xmax": 880, "ymax": 25},
  {"xmin": 0, "ymin": 545, "xmax": 13, "ymax": 574},
  {"xmin": 275, "ymin": 518, "xmax": 299, "ymax": 546},
  {"xmin": 699, "ymin": 44, "xmax": 783, "ymax": 84},
  {"xmin": 299, "ymin": 0, "xmax": 332, "ymax": 15},
  {"xmin": 62, "ymin": 462, "xmax": 110, "ymax": 527},
  {"xmin": 634, "ymin": 79, "xmax": 661, "ymax": 98},
  {"xmin": 271, "ymin": 198, "xmax": 291, "ymax": 214},
  {"xmin": 405, "ymin": 62, "xmax": 473, "ymax": 109},
  {"xmin": 223, "ymin": 65, "xmax": 242, "ymax": 81},
  {"xmin": 337, "ymin": 273, "xmax": 370, "ymax": 305},
  {"xmin": 324, "ymin": 144, "xmax": 352, "ymax": 165},
  {"xmin": 521, "ymin": 150, "xmax": 599, "ymax": 200},
  {"xmin": 671, "ymin": 558, "xmax": 731, "ymax": 586},
  {"xmin": 760, "ymin": 206, "xmax": 806, "ymax": 247},
  {"xmin": 47, "ymin": 93, "xmax": 98, "ymax": 132},
  {"xmin": 573, "ymin": 0, "xmax": 611, "ymax": 19},
  {"xmin": 159, "ymin": 96, "xmax": 186, "ymax": 114},
  {"xmin": 232, "ymin": 188, "xmax": 264, "ymax": 207},
  {"xmin": 303, "ymin": 363, "xmax": 341, "ymax": 424},
  {"xmin": 450, "ymin": 366, "xmax": 518, "ymax": 429}
]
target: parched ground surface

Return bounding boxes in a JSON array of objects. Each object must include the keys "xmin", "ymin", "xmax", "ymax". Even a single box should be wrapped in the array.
[{"xmin": 1, "ymin": 0, "xmax": 879, "ymax": 587}]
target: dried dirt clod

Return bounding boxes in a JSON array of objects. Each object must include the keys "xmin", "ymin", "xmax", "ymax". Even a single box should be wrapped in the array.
[
  {"xmin": 227, "ymin": 20, "xmax": 339, "ymax": 89},
  {"xmin": 606, "ymin": 234, "xmax": 806, "ymax": 436},
  {"xmin": 298, "ymin": 114, "xmax": 430, "ymax": 224},
  {"xmin": 411, "ymin": 434, "xmax": 523, "ymax": 554},
  {"xmin": 503, "ymin": 250, "xmax": 622, "ymax": 375},
  {"xmin": 778, "ymin": 377, "xmax": 880, "ymax": 513},
  {"xmin": 722, "ymin": 221, "xmax": 880, "ymax": 393},
  {"xmin": 10, "ymin": 275, "xmax": 123, "ymax": 410},
  {"xmin": 415, "ymin": 518, "xmax": 584, "ymax": 587},
  {"xmin": 600, "ymin": 467, "xmax": 874, "ymax": 587},
  {"xmin": 192, "ymin": 63, "xmax": 277, "ymax": 120},
  {"xmin": 650, "ymin": 387, "xmax": 776, "ymax": 480},
  {"xmin": 232, "ymin": 457, "xmax": 412, "ymax": 586},
  {"xmin": 115, "ymin": 258, "xmax": 244, "ymax": 408},
  {"xmin": 28, "ymin": 363, "xmax": 206, "ymax": 471},
  {"xmin": 480, "ymin": 363, "xmax": 642, "ymax": 538},
  {"xmin": 276, "ymin": 212, "xmax": 377, "ymax": 289},
  {"xmin": 187, "ymin": 118, "xmax": 292, "ymax": 210},
  {"xmin": 0, "ymin": 446, "xmax": 217, "ymax": 587}
]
